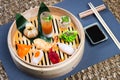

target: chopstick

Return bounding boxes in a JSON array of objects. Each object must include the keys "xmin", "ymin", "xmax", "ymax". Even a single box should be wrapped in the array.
[
  {"xmin": 79, "ymin": 4, "xmax": 106, "ymax": 18},
  {"xmin": 88, "ymin": 2, "xmax": 120, "ymax": 49}
]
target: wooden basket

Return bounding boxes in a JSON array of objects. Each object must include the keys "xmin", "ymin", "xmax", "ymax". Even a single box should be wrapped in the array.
[{"xmin": 7, "ymin": 6, "xmax": 85, "ymax": 78}]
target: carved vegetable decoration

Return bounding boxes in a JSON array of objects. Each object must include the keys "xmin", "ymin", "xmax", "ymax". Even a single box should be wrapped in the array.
[{"xmin": 16, "ymin": 44, "xmax": 32, "ymax": 59}]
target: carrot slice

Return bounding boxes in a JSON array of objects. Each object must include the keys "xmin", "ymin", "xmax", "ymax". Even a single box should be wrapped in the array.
[{"xmin": 17, "ymin": 44, "xmax": 32, "ymax": 59}]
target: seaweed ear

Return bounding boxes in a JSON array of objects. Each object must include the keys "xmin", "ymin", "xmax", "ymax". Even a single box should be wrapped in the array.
[{"xmin": 16, "ymin": 13, "xmax": 28, "ymax": 34}]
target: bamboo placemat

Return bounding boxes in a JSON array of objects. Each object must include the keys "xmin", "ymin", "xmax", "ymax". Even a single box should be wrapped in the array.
[
  {"xmin": 65, "ymin": 55, "xmax": 120, "ymax": 80},
  {"xmin": 103, "ymin": 0, "xmax": 120, "ymax": 23},
  {"xmin": 0, "ymin": 61, "xmax": 8, "ymax": 80},
  {"xmin": 0, "ymin": 0, "xmax": 63, "ymax": 25}
]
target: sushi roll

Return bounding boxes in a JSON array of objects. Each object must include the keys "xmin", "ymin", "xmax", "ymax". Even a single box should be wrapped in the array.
[{"xmin": 31, "ymin": 50, "xmax": 44, "ymax": 65}]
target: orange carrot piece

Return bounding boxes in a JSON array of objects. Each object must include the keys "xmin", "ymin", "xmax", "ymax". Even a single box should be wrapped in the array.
[
  {"xmin": 17, "ymin": 44, "xmax": 32, "ymax": 59},
  {"xmin": 34, "ymin": 51, "xmax": 40, "ymax": 57}
]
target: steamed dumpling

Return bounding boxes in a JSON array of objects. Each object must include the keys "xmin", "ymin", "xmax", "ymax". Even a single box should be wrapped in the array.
[{"xmin": 24, "ymin": 23, "xmax": 38, "ymax": 38}]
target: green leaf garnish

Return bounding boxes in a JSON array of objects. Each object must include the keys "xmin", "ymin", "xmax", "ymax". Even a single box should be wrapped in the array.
[
  {"xmin": 61, "ymin": 16, "xmax": 69, "ymax": 22},
  {"xmin": 59, "ymin": 30, "xmax": 78, "ymax": 42},
  {"xmin": 42, "ymin": 14, "xmax": 53, "ymax": 22},
  {"xmin": 16, "ymin": 13, "xmax": 29, "ymax": 33}
]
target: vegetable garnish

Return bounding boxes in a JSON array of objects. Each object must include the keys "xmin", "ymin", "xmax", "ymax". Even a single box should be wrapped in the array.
[
  {"xmin": 16, "ymin": 13, "xmax": 29, "ymax": 34},
  {"xmin": 16, "ymin": 44, "xmax": 32, "ymax": 59},
  {"xmin": 35, "ymin": 51, "xmax": 40, "ymax": 57},
  {"xmin": 42, "ymin": 14, "xmax": 53, "ymax": 22},
  {"xmin": 59, "ymin": 30, "xmax": 78, "ymax": 42},
  {"xmin": 61, "ymin": 16, "xmax": 70, "ymax": 23},
  {"xmin": 48, "ymin": 48, "xmax": 60, "ymax": 64}
]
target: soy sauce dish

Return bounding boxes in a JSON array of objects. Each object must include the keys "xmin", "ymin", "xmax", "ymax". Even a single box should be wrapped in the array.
[{"xmin": 7, "ymin": 3, "xmax": 85, "ymax": 78}]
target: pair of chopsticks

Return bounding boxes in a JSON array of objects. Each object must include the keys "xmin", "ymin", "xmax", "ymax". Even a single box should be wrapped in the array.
[
  {"xmin": 88, "ymin": 2, "xmax": 120, "ymax": 50},
  {"xmin": 79, "ymin": 4, "xmax": 106, "ymax": 18}
]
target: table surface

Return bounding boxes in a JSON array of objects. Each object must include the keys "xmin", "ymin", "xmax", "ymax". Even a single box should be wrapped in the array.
[{"xmin": 0, "ymin": 0, "xmax": 120, "ymax": 80}]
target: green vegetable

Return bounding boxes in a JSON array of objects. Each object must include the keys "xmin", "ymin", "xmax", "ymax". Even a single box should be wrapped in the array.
[
  {"xmin": 61, "ymin": 16, "xmax": 69, "ymax": 22},
  {"xmin": 59, "ymin": 30, "xmax": 78, "ymax": 42},
  {"xmin": 42, "ymin": 14, "xmax": 53, "ymax": 22}
]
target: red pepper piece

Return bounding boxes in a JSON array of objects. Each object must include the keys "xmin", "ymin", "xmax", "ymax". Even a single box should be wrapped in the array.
[{"xmin": 48, "ymin": 48, "xmax": 60, "ymax": 64}]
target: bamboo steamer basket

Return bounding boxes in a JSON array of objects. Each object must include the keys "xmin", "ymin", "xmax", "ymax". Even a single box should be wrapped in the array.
[{"xmin": 7, "ymin": 6, "xmax": 85, "ymax": 78}]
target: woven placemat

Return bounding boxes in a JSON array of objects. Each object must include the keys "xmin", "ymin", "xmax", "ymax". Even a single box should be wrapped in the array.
[
  {"xmin": 65, "ymin": 55, "xmax": 120, "ymax": 80},
  {"xmin": 103, "ymin": 0, "xmax": 120, "ymax": 23},
  {"xmin": 0, "ymin": 0, "xmax": 63, "ymax": 25},
  {"xmin": 0, "ymin": 61, "xmax": 8, "ymax": 80}
]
